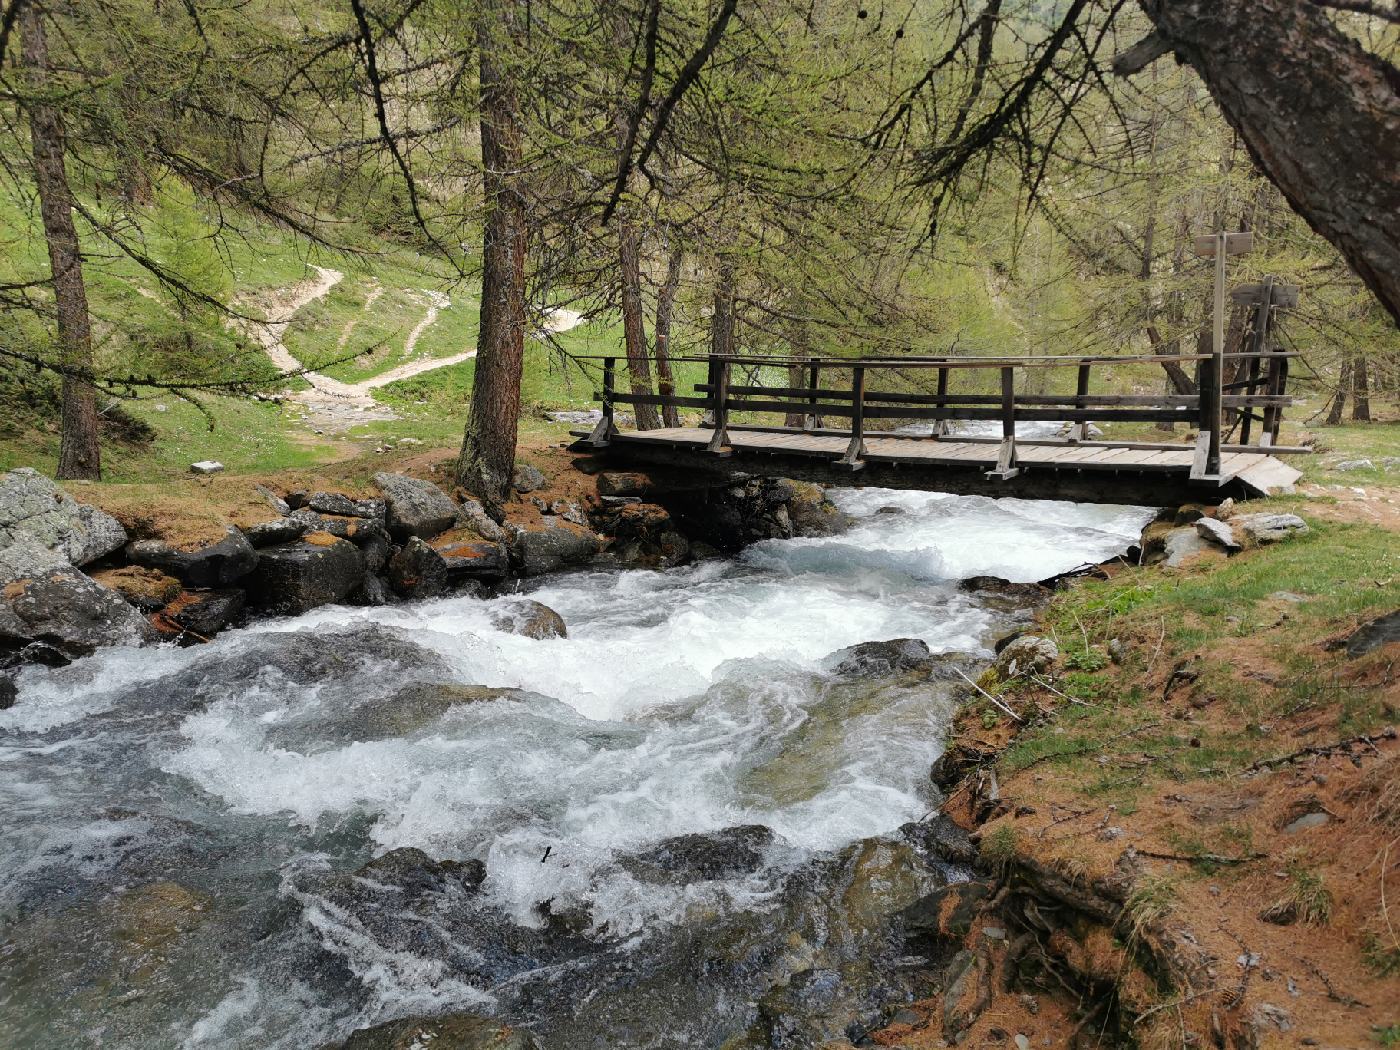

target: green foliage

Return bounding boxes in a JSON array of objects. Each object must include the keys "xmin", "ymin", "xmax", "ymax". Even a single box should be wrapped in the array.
[{"xmin": 979, "ymin": 825, "xmax": 1019, "ymax": 866}]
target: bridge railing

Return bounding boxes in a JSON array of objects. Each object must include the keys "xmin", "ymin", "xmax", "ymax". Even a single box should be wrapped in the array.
[{"xmin": 586, "ymin": 349, "xmax": 1301, "ymax": 481}]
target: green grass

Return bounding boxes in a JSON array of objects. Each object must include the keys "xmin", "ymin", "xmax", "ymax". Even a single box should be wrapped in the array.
[{"xmin": 999, "ymin": 509, "xmax": 1400, "ymax": 801}]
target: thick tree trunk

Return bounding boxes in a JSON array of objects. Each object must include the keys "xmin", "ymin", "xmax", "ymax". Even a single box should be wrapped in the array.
[
  {"xmin": 619, "ymin": 221, "xmax": 660, "ymax": 430},
  {"xmin": 1134, "ymin": 0, "xmax": 1400, "ymax": 325},
  {"xmin": 1352, "ymin": 355, "xmax": 1371, "ymax": 422},
  {"xmin": 711, "ymin": 259, "xmax": 735, "ymax": 359},
  {"xmin": 653, "ymin": 244, "xmax": 682, "ymax": 428},
  {"xmin": 1326, "ymin": 358, "xmax": 1351, "ymax": 425},
  {"xmin": 21, "ymin": 7, "xmax": 101, "ymax": 481},
  {"xmin": 456, "ymin": 0, "xmax": 526, "ymax": 512}
]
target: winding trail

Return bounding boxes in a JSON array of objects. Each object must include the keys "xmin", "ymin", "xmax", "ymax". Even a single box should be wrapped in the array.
[{"xmin": 238, "ymin": 265, "xmax": 583, "ymax": 431}]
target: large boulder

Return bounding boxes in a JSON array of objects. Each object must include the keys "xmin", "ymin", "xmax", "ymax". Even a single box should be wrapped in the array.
[
  {"xmin": 1233, "ymin": 512, "xmax": 1309, "ymax": 545},
  {"xmin": 243, "ymin": 533, "xmax": 365, "ymax": 615},
  {"xmin": 305, "ymin": 492, "xmax": 385, "ymax": 520},
  {"xmin": 0, "ymin": 539, "xmax": 71, "ymax": 586},
  {"xmin": 126, "ymin": 526, "xmax": 258, "ymax": 588},
  {"xmin": 373, "ymin": 472, "xmax": 459, "ymax": 540},
  {"xmin": 490, "ymin": 598, "xmax": 567, "ymax": 639},
  {"xmin": 335, "ymin": 1013, "xmax": 538, "ymax": 1050},
  {"xmin": 0, "ymin": 467, "xmax": 126, "ymax": 567},
  {"xmin": 431, "ymin": 531, "xmax": 510, "ymax": 580},
  {"xmin": 510, "ymin": 520, "xmax": 602, "ymax": 576},
  {"xmin": 826, "ymin": 638, "xmax": 932, "ymax": 678},
  {"xmin": 153, "ymin": 589, "xmax": 245, "ymax": 641},
  {"xmin": 453, "ymin": 496, "xmax": 506, "ymax": 543},
  {"xmin": 619, "ymin": 825, "xmax": 775, "ymax": 884},
  {"xmin": 90, "ymin": 566, "xmax": 182, "ymax": 612},
  {"xmin": 386, "ymin": 537, "xmax": 449, "ymax": 600},
  {"xmin": 0, "ymin": 567, "xmax": 158, "ymax": 663}
]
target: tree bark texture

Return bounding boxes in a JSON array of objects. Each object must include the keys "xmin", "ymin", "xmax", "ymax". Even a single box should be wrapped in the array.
[
  {"xmin": 653, "ymin": 244, "xmax": 683, "ymax": 428},
  {"xmin": 619, "ymin": 221, "xmax": 660, "ymax": 430},
  {"xmin": 1326, "ymin": 358, "xmax": 1351, "ymax": 424},
  {"xmin": 710, "ymin": 259, "xmax": 735, "ymax": 359},
  {"xmin": 1351, "ymin": 355, "xmax": 1371, "ymax": 422},
  {"xmin": 457, "ymin": 0, "xmax": 527, "ymax": 512},
  {"xmin": 1137, "ymin": 0, "xmax": 1400, "ymax": 325},
  {"xmin": 21, "ymin": 6, "xmax": 101, "ymax": 481}
]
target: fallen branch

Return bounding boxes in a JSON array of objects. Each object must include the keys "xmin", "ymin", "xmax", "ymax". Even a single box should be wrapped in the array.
[
  {"xmin": 954, "ymin": 666, "xmax": 1024, "ymax": 722},
  {"xmin": 1243, "ymin": 727, "xmax": 1397, "ymax": 773}
]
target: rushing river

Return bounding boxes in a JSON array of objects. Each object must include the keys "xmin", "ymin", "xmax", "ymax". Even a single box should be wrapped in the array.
[{"xmin": 0, "ymin": 488, "xmax": 1151, "ymax": 1049}]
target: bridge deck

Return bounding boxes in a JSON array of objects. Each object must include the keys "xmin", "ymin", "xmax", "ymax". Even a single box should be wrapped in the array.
[{"xmin": 587, "ymin": 426, "xmax": 1302, "ymax": 504}]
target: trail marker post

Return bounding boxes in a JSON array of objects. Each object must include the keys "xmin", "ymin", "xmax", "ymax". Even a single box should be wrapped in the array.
[{"xmin": 1192, "ymin": 231, "xmax": 1253, "ymax": 479}]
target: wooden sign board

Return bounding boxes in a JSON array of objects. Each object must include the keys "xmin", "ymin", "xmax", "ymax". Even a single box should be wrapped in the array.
[
  {"xmin": 1230, "ymin": 282, "xmax": 1300, "ymax": 308},
  {"xmin": 1193, "ymin": 231, "xmax": 1255, "ymax": 257}
]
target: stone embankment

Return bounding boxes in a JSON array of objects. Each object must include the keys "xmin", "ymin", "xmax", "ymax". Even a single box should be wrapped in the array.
[{"xmin": 0, "ymin": 460, "xmax": 846, "ymax": 685}]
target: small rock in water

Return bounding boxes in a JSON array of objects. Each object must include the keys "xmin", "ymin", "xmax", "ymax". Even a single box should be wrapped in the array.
[
  {"xmin": 491, "ymin": 598, "xmax": 567, "ymax": 640},
  {"xmin": 0, "ymin": 674, "xmax": 16, "ymax": 710},
  {"xmin": 827, "ymin": 638, "xmax": 932, "ymax": 678},
  {"xmin": 189, "ymin": 460, "xmax": 224, "ymax": 474}
]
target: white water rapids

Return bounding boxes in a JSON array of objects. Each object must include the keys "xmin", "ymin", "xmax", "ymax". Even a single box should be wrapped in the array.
[{"xmin": 0, "ymin": 487, "xmax": 1152, "ymax": 1049}]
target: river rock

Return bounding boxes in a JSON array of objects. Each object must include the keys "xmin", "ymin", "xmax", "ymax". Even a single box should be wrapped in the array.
[
  {"xmin": 373, "ymin": 472, "xmax": 459, "ymax": 540},
  {"xmin": 1, "ymin": 539, "xmax": 75, "ymax": 587},
  {"xmin": 431, "ymin": 531, "xmax": 510, "ymax": 580},
  {"xmin": 241, "ymin": 515, "xmax": 308, "ymax": 547},
  {"xmin": 336, "ymin": 1012, "xmax": 539, "ymax": 1050},
  {"xmin": 455, "ymin": 496, "xmax": 507, "ymax": 542},
  {"xmin": 621, "ymin": 825, "xmax": 775, "ymax": 884},
  {"xmin": 827, "ymin": 638, "xmax": 932, "ymax": 678},
  {"xmin": 590, "ymin": 501, "xmax": 690, "ymax": 569},
  {"xmin": 0, "ymin": 567, "xmax": 158, "ymax": 663},
  {"xmin": 387, "ymin": 537, "xmax": 449, "ymax": 599},
  {"xmin": 1159, "ymin": 525, "xmax": 1221, "ymax": 568},
  {"xmin": 491, "ymin": 598, "xmax": 567, "ymax": 639},
  {"xmin": 155, "ymin": 589, "xmax": 245, "ymax": 641},
  {"xmin": 994, "ymin": 635, "xmax": 1057, "ymax": 678},
  {"xmin": 899, "ymin": 815, "xmax": 978, "ymax": 867},
  {"xmin": 311, "ymin": 683, "xmax": 523, "ymax": 744},
  {"xmin": 1195, "ymin": 516, "xmax": 1241, "ymax": 551},
  {"xmin": 0, "ymin": 467, "xmax": 128, "ymax": 569},
  {"xmin": 1233, "ymin": 512, "xmax": 1309, "ymax": 545},
  {"xmin": 597, "ymin": 471, "xmax": 650, "ymax": 497},
  {"xmin": 126, "ymin": 526, "xmax": 258, "ymax": 588},
  {"xmin": 511, "ymin": 520, "xmax": 602, "ymax": 576},
  {"xmin": 243, "ymin": 532, "xmax": 365, "ymax": 614},
  {"xmin": 783, "ymin": 480, "xmax": 851, "ymax": 537},
  {"xmin": 0, "ymin": 674, "xmax": 17, "ymax": 709},
  {"xmin": 90, "ymin": 566, "xmax": 183, "ymax": 612},
  {"xmin": 899, "ymin": 880, "xmax": 995, "ymax": 946},
  {"xmin": 305, "ymin": 492, "xmax": 385, "ymax": 520}
]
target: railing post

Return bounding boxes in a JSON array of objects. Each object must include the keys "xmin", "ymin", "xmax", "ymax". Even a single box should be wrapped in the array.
[
  {"xmin": 804, "ymin": 356, "xmax": 820, "ymax": 431},
  {"xmin": 1069, "ymin": 362, "xmax": 1091, "ymax": 442},
  {"xmin": 1192, "ymin": 354, "xmax": 1222, "ymax": 479},
  {"xmin": 587, "ymin": 356, "xmax": 617, "ymax": 446},
  {"xmin": 705, "ymin": 354, "xmax": 731, "ymax": 453},
  {"xmin": 837, "ymin": 365, "xmax": 866, "ymax": 468},
  {"xmin": 932, "ymin": 364, "xmax": 951, "ymax": 437},
  {"xmin": 987, "ymin": 365, "xmax": 1020, "ymax": 480}
]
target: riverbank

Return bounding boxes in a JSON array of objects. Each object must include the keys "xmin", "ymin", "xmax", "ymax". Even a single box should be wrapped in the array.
[{"xmin": 866, "ymin": 492, "xmax": 1400, "ymax": 1048}]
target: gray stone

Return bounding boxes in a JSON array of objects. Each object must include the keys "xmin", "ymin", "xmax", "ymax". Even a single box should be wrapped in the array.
[
  {"xmin": 827, "ymin": 638, "xmax": 932, "ymax": 678},
  {"xmin": 373, "ymin": 472, "xmax": 459, "ymax": 540},
  {"xmin": 511, "ymin": 521, "xmax": 602, "ymax": 576},
  {"xmin": 995, "ymin": 635, "xmax": 1058, "ymax": 678},
  {"xmin": 160, "ymin": 589, "xmax": 245, "ymax": 640},
  {"xmin": 620, "ymin": 825, "xmax": 774, "ymax": 884},
  {"xmin": 432, "ymin": 536, "xmax": 509, "ymax": 580},
  {"xmin": 242, "ymin": 517, "xmax": 308, "ymax": 548},
  {"xmin": 243, "ymin": 535, "xmax": 365, "ymax": 614},
  {"xmin": 1282, "ymin": 811, "xmax": 1329, "ymax": 834},
  {"xmin": 597, "ymin": 471, "xmax": 650, "ymax": 497},
  {"xmin": 386, "ymin": 537, "xmax": 449, "ymax": 600},
  {"xmin": 0, "ymin": 568, "xmax": 158, "ymax": 663},
  {"xmin": 189, "ymin": 460, "xmax": 224, "ymax": 474},
  {"xmin": 335, "ymin": 1012, "xmax": 539, "ymax": 1050},
  {"xmin": 1234, "ymin": 512, "xmax": 1309, "ymax": 545},
  {"xmin": 512, "ymin": 463, "xmax": 547, "ymax": 493},
  {"xmin": 253, "ymin": 483, "xmax": 291, "ymax": 515},
  {"xmin": 305, "ymin": 492, "xmax": 386, "ymax": 520},
  {"xmin": 1334, "ymin": 459, "xmax": 1373, "ymax": 472},
  {"xmin": 1216, "ymin": 497, "xmax": 1236, "ymax": 520},
  {"xmin": 126, "ymin": 527, "xmax": 258, "ymax": 588},
  {"xmin": 1344, "ymin": 610, "xmax": 1400, "ymax": 657},
  {"xmin": 0, "ymin": 539, "xmax": 71, "ymax": 586},
  {"xmin": 0, "ymin": 674, "xmax": 16, "ymax": 710},
  {"xmin": 455, "ymin": 497, "xmax": 506, "ymax": 542},
  {"xmin": 0, "ymin": 467, "xmax": 127, "ymax": 568},
  {"xmin": 899, "ymin": 814, "xmax": 977, "ymax": 865},
  {"xmin": 1162, "ymin": 525, "xmax": 1219, "ymax": 567},
  {"xmin": 490, "ymin": 598, "xmax": 567, "ymax": 640},
  {"xmin": 1195, "ymin": 517, "xmax": 1241, "ymax": 551}
]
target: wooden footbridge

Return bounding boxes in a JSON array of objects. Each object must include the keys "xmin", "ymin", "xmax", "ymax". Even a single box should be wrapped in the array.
[
  {"xmin": 573, "ymin": 347, "xmax": 1304, "ymax": 506},
  {"xmin": 574, "ymin": 286, "xmax": 1306, "ymax": 506}
]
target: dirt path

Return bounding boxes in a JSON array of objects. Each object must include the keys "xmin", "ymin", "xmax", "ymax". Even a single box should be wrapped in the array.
[{"xmin": 240, "ymin": 266, "xmax": 584, "ymax": 432}]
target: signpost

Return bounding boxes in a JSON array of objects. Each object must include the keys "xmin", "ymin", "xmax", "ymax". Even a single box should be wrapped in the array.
[{"xmin": 1192, "ymin": 231, "xmax": 1254, "ymax": 479}]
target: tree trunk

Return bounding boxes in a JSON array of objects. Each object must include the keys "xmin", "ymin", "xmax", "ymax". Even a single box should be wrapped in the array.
[
  {"xmin": 619, "ymin": 221, "xmax": 660, "ymax": 430},
  {"xmin": 1352, "ymin": 355, "xmax": 1371, "ymax": 422},
  {"xmin": 711, "ymin": 259, "xmax": 735, "ymax": 359},
  {"xmin": 1326, "ymin": 358, "xmax": 1351, "ymax": 425},
  {"xmin": 456, "ymin": 0, "xmax": 526, "ymax": 512},
  {"xmin": 21, "ymin": 6, "xmax": 101, "ymax": 481},
  {"xmin": 653, "ymin": 243, "xmax": 682, "ymax": 428},
  {"xmin": 1135, "ymin": 0, "xmax": 1400, "ymax": 325}
]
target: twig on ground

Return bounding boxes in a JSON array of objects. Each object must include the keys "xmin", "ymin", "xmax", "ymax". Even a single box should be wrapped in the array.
[{"xmin": 954, "ymin": 666, "xmax": 1024, "ymax": 722}]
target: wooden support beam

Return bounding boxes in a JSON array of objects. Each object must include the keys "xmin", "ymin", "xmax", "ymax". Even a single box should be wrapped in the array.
[
  {"xmin": 838, "ymin": 365, "xmax": 866, "ymax": 468},
  {"xmin": 586, "ymin": 357, "xmax": 618, "ymax": 447},
  {"xmin": 705, "ymin": 356, "xmax": 731, "ymax": 454},
  {"xmin": 987, "ymin": 367, "xmax": 1021, "ymax": 480}
]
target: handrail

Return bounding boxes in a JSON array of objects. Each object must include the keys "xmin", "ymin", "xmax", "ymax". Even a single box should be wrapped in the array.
[{"xmin": 571, "ymin": 351, "xmax": 1300, "ymax": 370}]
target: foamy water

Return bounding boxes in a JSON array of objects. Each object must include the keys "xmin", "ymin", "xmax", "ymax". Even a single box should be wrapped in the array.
[{"xmin": 0, "ymin": 487, "xmax": 1151, "ymax": 1048}]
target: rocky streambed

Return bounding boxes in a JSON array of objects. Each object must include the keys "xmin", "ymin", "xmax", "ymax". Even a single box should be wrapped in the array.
[{"xmin": 0, "ymin": 485, "xmax": 1153, "ymax": 1049}]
